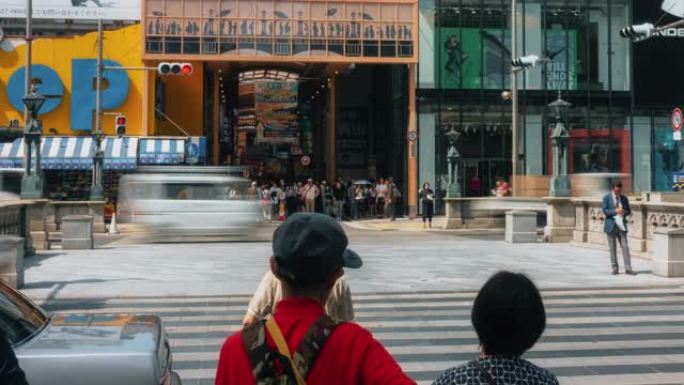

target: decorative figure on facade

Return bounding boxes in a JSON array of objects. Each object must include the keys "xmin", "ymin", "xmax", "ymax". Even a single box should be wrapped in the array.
[
  {"xmin": 444, "ymin": 36, "xmax": 468, "ymax": 83},
  {"xmin": 548, "ymin": 90, "xmax": 572, "ymax": 197},
  {"xmin": 21, "ymin": 84, "xmax": 45, "ymax": 199},
  {"xmin": 445, "ymin": 127, "xmax": 462, "ymax": 198}
]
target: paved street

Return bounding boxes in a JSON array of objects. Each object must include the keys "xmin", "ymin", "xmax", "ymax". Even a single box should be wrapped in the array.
[
  {"xmin": 21, "ymin": 228, "xmax": 684, "ymax": 299},
  {"xmin": 20, "ymin": 227, "xmax": 684, "ymax": 385}
]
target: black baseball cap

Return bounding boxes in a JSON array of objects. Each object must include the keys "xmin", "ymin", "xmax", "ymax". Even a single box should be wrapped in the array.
[{"xmin": 272, "ymin": 213, "xmax": 363, "ymax": 285}]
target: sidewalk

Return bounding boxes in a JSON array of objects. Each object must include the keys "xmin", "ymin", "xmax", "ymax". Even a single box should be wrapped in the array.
[{"xmin": 343, "ymin": 216, "xmax": 505, "ymax": 234}]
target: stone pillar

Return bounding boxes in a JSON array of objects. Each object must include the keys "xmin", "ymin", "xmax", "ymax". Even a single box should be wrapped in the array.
[
  {"xmin": 29, "ymin": 199, "xmax": 49, "ymax": 250},
  {"xmin": 444, "ymin": 198, "xmax": 464, "ymax": 229},
  {"xmin": 505, "ymin": 211, "xmax": 537, "ymax": 243},
  {"xmin": 652, "ymin": 227, "xmax": 684, "ymax": 277},
  {"xmin": 62, "ymin": 215, "xmax": 94, "ymax": 250},
  {"xmin": 544, "ymin": 197, "xmax": 575, "ymax": 243},
  {"xmin": 0, "ymin": 236, "xmax": 25, "ymax": 289},
  {"xmin": 572, "ymin": 200, "xmax": 588, "ymax": 243},
  {"xmin": 628, "ymin": 201, "xmax": 647, "ymax": 253}
]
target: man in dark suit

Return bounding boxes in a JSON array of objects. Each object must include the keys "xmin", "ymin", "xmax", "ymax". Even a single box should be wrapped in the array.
[{"xmin": 602, "ymin": 181, "xmax": 636, "ymax": 275}]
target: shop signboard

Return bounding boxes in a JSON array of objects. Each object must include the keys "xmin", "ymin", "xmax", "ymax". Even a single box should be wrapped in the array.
[
  {"xmin": 255, "ymin": 81, "xmax": 298, "ymax": 144},
  {"xmin": 436, "ymin": 27, "xmax": 578, "ymax": 90},
  {"xmin": 0, "ymin": 0, "xmax": 141, "ymax": 21}
]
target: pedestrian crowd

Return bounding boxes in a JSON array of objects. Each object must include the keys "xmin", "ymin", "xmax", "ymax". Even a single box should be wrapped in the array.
[{"xmin": 248, "ymin": 177, "xmax": 406, "ymax": 222}]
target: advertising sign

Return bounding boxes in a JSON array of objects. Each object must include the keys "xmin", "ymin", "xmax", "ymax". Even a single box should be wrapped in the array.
[
  {"xmin": 255, "ymin": 81, "xmax": 298, "ymax": 144},
  {"xmin": 0, "ymin": 0, "xmax": 141, "ymax": 21},
  {"xmin": 437, "ymin": 28, "xmax": 578, "ymax": 90}
]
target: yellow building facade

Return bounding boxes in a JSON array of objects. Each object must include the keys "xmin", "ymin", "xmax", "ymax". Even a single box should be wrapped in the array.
[{"xmin": 0, "ymin": 24, "xmax": 205, "ymax": 138}]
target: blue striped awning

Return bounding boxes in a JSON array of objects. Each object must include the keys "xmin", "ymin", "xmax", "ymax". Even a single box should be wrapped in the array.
[
  {"xmin": 0, "ymin": 140, "xmax": 24, "ymax": 168},
  {"xmin": 41, "ymin": 136, "xmax": 95, "ymax": 170},
  {"xmin": 0, "ymin": 137, "xmax": 94, "ymax": 170},
  {"xmin": 103, "ymin": 137, "xmax": 139, "ymax": 171},
  {"xmin": 0, "ymin": 136, "xmax": 139, "ymax": 171},
  {"xmin": 185, "ymin": 137, "xmax": 207, "ymax": 165},
  {"xmin": 139, "ymin": 138, "xmax": 185, "ymax": 165}
]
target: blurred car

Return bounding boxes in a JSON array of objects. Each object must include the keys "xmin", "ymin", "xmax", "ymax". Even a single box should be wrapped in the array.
[
  {"xmin": 117, "ymin": 173, "xmax": 260, "ymax": 237},
  {"xmin": 0, "ymin": 281, "xmax": 181, "ymax": 385}
]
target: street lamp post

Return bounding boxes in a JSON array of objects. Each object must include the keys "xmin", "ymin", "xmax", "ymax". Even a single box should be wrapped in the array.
[
  {"xmin": 445, "ymin": 127, "xmax": 462, "ymax": 198},
  {"xmin": 548, "ymin": 91, "xmax": 572, "ymax": 197},
  {"xmin": 20, "ymin": 84, "xmax": 45, "ymax": 199},
  {"xmin": 90, "ymin": 18, "xmax": 104, "ymax": 201},
  {"xmin": 511, "ymin": 0, "xmax": 519, "ymax": 196}
]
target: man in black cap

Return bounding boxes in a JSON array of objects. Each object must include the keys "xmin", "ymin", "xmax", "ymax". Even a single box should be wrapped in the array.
[{"xmin": 215, "ymin": 213, "xmax": 415, "ymax": 385}]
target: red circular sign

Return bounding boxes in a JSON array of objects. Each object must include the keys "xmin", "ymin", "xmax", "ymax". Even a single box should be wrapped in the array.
[
  {"xmin": 300, "ymin": 155, "xmax": 311, "ymax": 166},
  {"xmin": 673, "ymin": 108, "xmax": 683, "ymax": 132},
  {"xmin": 407, "ymin": 131, "xmax": 418, "ymax": 142}
]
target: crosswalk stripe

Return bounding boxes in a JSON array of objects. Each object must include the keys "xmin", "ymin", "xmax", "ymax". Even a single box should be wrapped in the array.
[{"xmin": 39, "ymin": 286, "xmax": 684, "ymax": 385}]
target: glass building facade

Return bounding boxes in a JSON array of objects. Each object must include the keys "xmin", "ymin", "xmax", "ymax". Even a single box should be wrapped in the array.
[{"xmin": 417, "ymin": 0, "xmax": 634, "ymax": 213}]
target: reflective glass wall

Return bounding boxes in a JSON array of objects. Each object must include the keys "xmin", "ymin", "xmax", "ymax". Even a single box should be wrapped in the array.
[{"xmin": 418, "ymin": 0, "xmax": 634, "ymax": 211}]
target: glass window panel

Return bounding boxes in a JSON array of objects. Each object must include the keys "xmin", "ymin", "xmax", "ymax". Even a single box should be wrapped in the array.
[
  {"xmin": 610, "ymin": 0, "xmax": 630, "ymax": 91},
  {"xmin": 184, "ymin": 0, "xmax": 201, "ymax": 17},
  {"xmin": 220, "ymin": 0, "xmax": 235, "ymax": 18},
  {"xmin": 147, "ymin": 0, "xmax": 164, "ymax": 16},
  {"xmin": 166, "ymin": 0, "xmax": 183, "ymax": 17},
  {"xmin": 381, "ymin": 4, "xmax": 397, "ymax": 22},
  {"xmin": 203, "ymin": 0, "xmax": 219, "ymax": 17}
]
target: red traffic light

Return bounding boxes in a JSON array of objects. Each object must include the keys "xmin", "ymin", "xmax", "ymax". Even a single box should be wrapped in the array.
[
  {"xmin": 157, "ymin": 62, "xmax": 193, "ymax": 76},
  {"xmin": 116, "ymin": 116, "xmax": 126, "ymax": 125}
]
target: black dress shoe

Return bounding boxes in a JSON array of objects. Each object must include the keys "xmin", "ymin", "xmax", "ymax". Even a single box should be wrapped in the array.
[
  {"xmin": 611, "ymin": 269, "xmax": 619, "ymax": 275},
  {"xmin": 625, "ymin": 270, "xmax": 637, "ymax": 276}
]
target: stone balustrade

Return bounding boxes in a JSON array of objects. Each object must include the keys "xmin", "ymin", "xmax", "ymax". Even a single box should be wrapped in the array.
[
  {"xmin": 444, "ymin": 197, "xmax": 547, "ymax": 229},
  {"xmin": 572, "ymin": 194, "xmax": 684, "ymax": 257}
]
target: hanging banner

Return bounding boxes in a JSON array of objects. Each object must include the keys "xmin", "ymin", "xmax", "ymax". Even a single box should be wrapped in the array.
[
  {"xmin": 0, "ymin": 0, "xmax": 141, "ymax": 21},
  {"xmin": 255, "ymin": 81, "xmax": 298, "ymax": 144}
]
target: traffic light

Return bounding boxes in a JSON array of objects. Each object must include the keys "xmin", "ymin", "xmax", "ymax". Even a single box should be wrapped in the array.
[
  {"xmin": 157, "ymin": 62, "xmax": 193, "ymax": 76},
  {"xmin": 115, "ymin": 115, "xmax": 126, "ymax": 137},
  {"xmin": 619, "ymin": 23, "xmax": 655, "ymax": 40},
  {"xmin": 511, "ymin": 55, "xmax": 541, "ymax": 69},
  {"xmin": 180, "ymin": 63, "xmax": 193, "ymax": 76}
]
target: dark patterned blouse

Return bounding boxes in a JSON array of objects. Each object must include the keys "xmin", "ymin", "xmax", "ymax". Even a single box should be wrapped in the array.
[{"xmin": 432, "ymin": 357, "xmax": 559, "ymax": 385}]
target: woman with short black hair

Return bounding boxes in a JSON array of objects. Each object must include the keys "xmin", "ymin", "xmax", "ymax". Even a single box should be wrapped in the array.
[{"xmin": 433, "ymin": 271, "xmax": 559, "ymax": 385}]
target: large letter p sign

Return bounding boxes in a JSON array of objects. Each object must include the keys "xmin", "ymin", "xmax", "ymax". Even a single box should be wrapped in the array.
[{"xmin": 71, "ymin": 59, "xmax": 130, "ymax": 132}]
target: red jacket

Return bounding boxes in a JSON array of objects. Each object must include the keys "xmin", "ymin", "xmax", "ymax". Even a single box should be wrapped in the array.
[{"xmin": 215, "ymin": 297, "xmax": 415, "ymax": 385}]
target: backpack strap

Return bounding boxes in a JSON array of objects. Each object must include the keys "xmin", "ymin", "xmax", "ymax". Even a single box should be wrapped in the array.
[
  {"xmin": 242, "ymin": 315, "xmax": 340, "ymax": 384},
  {"xmin": 292, "ymin": 315, "xmax": 340, "ymax": 379},
  {"xmin": 242, "ymin": 320, "xmax": 297, "ymax": 385}
]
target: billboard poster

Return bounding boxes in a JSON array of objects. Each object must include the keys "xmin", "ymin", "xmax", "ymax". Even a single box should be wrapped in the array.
[
  {"xmin": 436, "ymin": 27, "xmax": 577, "ymax": 90},
  {"xmin": 255, "ymin": 81, "xmax": 298, "ymax": 144},
  {"xmin": 0, "ymin": 0, "xmax": 141, "ymax": 21}
]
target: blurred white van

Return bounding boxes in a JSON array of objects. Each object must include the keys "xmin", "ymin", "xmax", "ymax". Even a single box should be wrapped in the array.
[{"xmin": 118, "ymin": 173, "xmax": 259, "ymax": 237}]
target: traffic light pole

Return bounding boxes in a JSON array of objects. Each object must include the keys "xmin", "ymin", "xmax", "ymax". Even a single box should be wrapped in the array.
[
  {"xmin": 90, "ymin": 18, "xmax": 104, "ymax": 201},
  {"xmin": 511, "ymin": 0, "xmax": 520, "ymax": 196}
]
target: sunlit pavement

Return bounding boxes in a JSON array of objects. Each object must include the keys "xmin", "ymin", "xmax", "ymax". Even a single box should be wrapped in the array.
[{"xmin": 21, "ymin": 226, "xmax": 684, "ymax": 300}]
